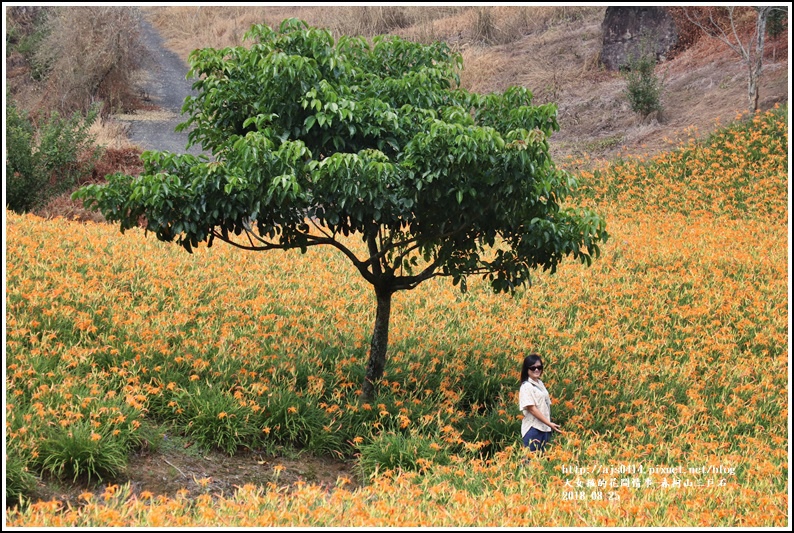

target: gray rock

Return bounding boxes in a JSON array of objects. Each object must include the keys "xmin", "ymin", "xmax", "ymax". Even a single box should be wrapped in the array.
[{"xmin": 600, "ymin": 6, "xmax": 678, "ymax": 71}]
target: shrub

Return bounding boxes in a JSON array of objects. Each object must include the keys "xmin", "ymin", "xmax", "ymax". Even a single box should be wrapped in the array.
[
  {"xmin": 5, "ymin": 101, "xmax": 42, "ymax": 213},
  {"xmin": 6, "ymin": 7, "xmax": 52, "ymax": 80},
  {"xmin": 33, "ymin": 6, "xmax": 146, "ymax": 115},
  {"xmin": 457, "ymin": 366, "xmax": 508, "ymax": 414},
  {"xmin": 621, "ymin": 41, "xmax": 665, "ymax": 119},
  {"xmin": 5, "ymin": 100, "xmax": 102, "ymax": 213},
  {"xmin": 304, "ymin": 418, "xmax": 347, "ymax": 458},
  {"xmin": 180, "ymin": 387, "xmax": 260, "ymax": 455},
  {"xmin": 38, "ymin": 105, "xmax": 102, "ymax": 186},
  {"xmin": 766, "ymin": 6, "xmax": 787, "ymax": 40},
  {"xmin": 259, "ymin": 388, "xmax": 328, "ymax": 450},
  {"xmin": 456, "ymin": 403, "xmax": 521, "ymax": 458}
]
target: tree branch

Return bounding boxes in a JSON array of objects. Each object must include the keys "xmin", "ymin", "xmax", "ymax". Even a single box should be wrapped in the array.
[
  {"xmin": 386, "ymin": 220, "xmax": 473, "ymax": 273},
  {"xmin": 209, "ymin": 228, "xmax": 284, "ymax": 251},
  {"xmin": 308, "ymin": 214, "xmax": 335, "ymax": 239},
  {"xmin": 366, "ymin": 232, "xmax": 385, "ymax": 279},
  {"xmin": 727, "ymin": 7, "xmax": 749, "ymax": 60},
  {"xmin": 208, "ymin": 225, "xmax": 377, "ymax": 284},
  {"xmin": 392, "ymin": 257, "xmax": 445, "ymax": 291},
  {"xmin": 684, "ymin": 6, "xmax": 747, "ymax": 59}
]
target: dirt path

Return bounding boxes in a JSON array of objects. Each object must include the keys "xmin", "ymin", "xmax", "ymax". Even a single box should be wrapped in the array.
[
  {"xmin": 114, "ymin": 12, "xmax": 209, "ymax": 157},
  {"xmin": 31, "ymin": 439, "xmax": 360, "ymax": 507}
]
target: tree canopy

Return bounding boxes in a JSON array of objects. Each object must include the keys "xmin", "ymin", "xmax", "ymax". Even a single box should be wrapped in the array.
[{"xmin": 74, "ymin": 18, "xmax": 609, "ymax": 400}]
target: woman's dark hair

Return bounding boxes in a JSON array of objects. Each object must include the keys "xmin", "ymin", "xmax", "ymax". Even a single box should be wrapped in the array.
[{"xmin": 520, "ymin": 353, "xmax": 543, "ymax": 383}]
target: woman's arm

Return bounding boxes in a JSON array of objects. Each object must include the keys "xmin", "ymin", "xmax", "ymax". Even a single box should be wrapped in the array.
[{"xmin": 525, "ymin": 405, "xmax": 562, "ymax": 432}]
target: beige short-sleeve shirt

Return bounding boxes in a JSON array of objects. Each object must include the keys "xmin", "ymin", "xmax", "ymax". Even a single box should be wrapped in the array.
[{"xmin": 519, "ymin": 378, "xmax": 552, "ymax": 436}]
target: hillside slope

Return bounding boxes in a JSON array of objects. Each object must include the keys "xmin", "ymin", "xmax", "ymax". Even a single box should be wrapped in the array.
[
  {"xmin": 141, "ymin": 5, "xmax": 789, "ymax": 165},
  {"xmin": 446, "ymin": 9, "xmax": 789, "ymax": 163}
]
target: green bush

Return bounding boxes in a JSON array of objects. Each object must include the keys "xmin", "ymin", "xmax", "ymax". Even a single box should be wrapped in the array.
[
  {"xmin": 5, "ymin": 102, "xmax": 43, "ymax": 213},
  {"xmin": 456, "ymin": 404, "xmax": 521, "ymax": 457},
  {"xmin": 766, "ymin": 7, "xmax": 787, "ymax": 40},
  {"xmin": 304, "ymin": 415, "xmax": 347, "ymax": 458},
  {"xmin": 260, "ymin": 388, "xmax": 328, "ymax": 450},
  {"xmin": 5, "ymin": 100, "xmax": 101, "ymax": 213},
  {"xmin": 180, "ymin": 386, "xmax": 260, "ymax": 455},
  {"xmin": 621, "ymin": 47, "xmax": 664, "ymax": 118},
  {"xmin": 38, "ymin": 104, "xmax": 102, "ymax": 185},
  {"xmin": 7, "ymin": 7, "xmax": 52, "ymax": 80},
  {"xmin": 457, "ymin": 367, "xmax": 508, "ymax": 414}
]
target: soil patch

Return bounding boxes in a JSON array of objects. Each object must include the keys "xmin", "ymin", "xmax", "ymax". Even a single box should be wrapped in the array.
[{"xmin": 28, "ymin": 437, "xmax": 361, "ymax": 508}]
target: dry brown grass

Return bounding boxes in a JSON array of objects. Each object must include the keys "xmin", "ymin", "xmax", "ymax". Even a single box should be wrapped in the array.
[
  {"xmin": 88, "ymin": 118, "xmax": 137, "ymax": 150},
  {"xmin": 32, "ymin": 146, "xmax": 145, "ymax": 221},
  {"xmin": 139, "ymin": 5, "xmax": 609, "ymax": 105},
  {"xmin": 33, "ymin": 192, "xmax": 107, "ymax": 223},
  {"xmin": 141, "ymin": 6, "xmax": 329, "ymax": 58},
  {"xmin": 21, "ymin": 5, "xmax": 784, "ymax": 178},
  {"xmin": 140, "ymin": 6, "xmax": 598, "ymax": 58},
  {"xmin": 18, "ymin": 5, "xmax": 786, "ymax": 222},
  {"xmin": 140, "ymin": 5, "xmax": 606, "ymax": 99},
  {"xmin": 459, "ymin": 8, "xmax": 607, "ymax": 98},
  {"xmin": 33, "ymin": 6, "xmax": 146, "ymax": 116}
]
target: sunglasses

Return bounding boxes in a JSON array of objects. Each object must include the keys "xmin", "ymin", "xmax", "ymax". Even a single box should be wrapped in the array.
[{"xmin": 528, "ymin": 365, "xmax": 544, "ymax": 371}]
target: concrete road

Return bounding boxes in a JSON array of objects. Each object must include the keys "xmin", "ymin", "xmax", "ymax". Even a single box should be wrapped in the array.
[{"xmin": 119, "ymin": 13, "xmax": 210, "ymax": 158}]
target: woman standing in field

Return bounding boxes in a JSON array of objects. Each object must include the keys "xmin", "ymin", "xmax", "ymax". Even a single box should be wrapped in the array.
[{"xmin": 519, "ymin": 353, "xmax": 562, "ymax": 452}]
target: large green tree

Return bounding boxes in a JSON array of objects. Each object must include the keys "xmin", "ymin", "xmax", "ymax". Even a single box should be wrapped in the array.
[{"xmin": 74, "ymin": 19, "xmax": 608, "ymax": 401}]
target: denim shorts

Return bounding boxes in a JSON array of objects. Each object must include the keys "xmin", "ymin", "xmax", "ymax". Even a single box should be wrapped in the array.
[{"xmin": 522, "ymin": 427, "xmax": 551, "ymax": 452}]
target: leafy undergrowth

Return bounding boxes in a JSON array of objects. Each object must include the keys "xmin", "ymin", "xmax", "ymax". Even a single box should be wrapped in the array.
[{"xmin": 5, "ymin": 106, "xmax": 789, "ymax": 526}]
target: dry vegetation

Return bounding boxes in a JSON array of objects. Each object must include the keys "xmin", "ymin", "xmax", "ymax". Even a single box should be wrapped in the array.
[
  {"xmin": 7, "ymin": 6, "xmax": 147, "ymax": 118},
  {"xmin": 140, "ymin": 5, "xmax": 788, "ymax": 164}
]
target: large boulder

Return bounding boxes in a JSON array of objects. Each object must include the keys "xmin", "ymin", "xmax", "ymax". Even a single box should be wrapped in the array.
[{"xmin": 601, "ymin": 6, "xmax": 678, "ymax": 71}]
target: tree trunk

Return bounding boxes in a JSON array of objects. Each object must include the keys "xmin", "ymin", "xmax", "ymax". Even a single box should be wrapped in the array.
[
  {"xmin": 749, "ymin": 7, "xmax": 770, "ymax": 112},
  {"xmin": 748, "ymin": 68, "xmax": 759, "ymax": 113},
  {"xmin": 362, "ymin": 287, "xmax": 392, "ymax": 402},
  {"xmin": 684, "ymin": 6, "xmax": 773, "ymax": 114}
]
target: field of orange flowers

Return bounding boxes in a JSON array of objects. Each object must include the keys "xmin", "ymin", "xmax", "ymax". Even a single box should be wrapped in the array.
[{"xmin": 5, "ymin": 106, "xmax": 789, "ymax": 526}]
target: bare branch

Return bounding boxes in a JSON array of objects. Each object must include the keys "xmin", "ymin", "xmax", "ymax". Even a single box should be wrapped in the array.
[
  {"xmin": 682, "ymin": 6, "xmax": 771, "ymax": 111},
  {"xmin": 684, "ymin": 7, "xmax": 744, "ymax": 58}
]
